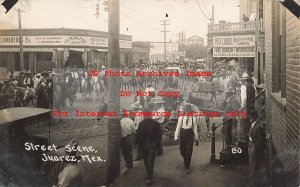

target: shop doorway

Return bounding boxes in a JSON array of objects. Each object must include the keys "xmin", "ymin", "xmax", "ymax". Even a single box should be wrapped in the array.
[{"xmin": 65, "ymin": 51, "xmax": 85, "ymax": 69}]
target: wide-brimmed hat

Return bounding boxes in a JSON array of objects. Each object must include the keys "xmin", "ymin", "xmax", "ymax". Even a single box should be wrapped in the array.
[
  {"xmin": 249, "ymin": 110, "xmax": 259, "ymax": 119},
  {"xmin": 184, "ymin": 103, "xmax": 193, "ymax": 112},
  {"xmin": 242, "ymin": 72, "xmax": 249, "ymax": 80},
  {"xmin": 152, "ymin": 97, "xmax": 165, "ymax": 104},
  {"xmin": 51, "ymin": 139, "xmax": 81, "ymax": 161},
  {"xmin": 131, "ymin": 102, "xmax": 142, "ymax": 109}
]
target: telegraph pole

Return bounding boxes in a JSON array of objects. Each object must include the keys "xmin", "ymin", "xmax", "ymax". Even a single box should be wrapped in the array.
[
  {"xmin": 18, "ymin": 8, "xmax": 24, "ymax": 71},
  {"xmin": 107, "ymin": 0, "xmax": 121, "ymax": 183},
  {"xmin": 160, "ymin": 19, "xmax": 169, "ymax": 63}
]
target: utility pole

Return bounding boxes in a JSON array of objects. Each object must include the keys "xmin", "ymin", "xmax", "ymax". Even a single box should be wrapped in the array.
[
  {"xmin": 18, "ymin": 8, "xmax": 24, "ymax": 71},
  {"xmin": 107, "ymin": 0, "xmax": 121, "ymax": 184},
  {"xmin": 94, "ymin": 3, "xmax": 100, "ymax": 19},
  {"xmin": 212, "ymin": 5, "xmax": 214, "ymax": 24},
  {"xmin": 160, "ymin": 19, "xmax": 169, "ymax": 63}
]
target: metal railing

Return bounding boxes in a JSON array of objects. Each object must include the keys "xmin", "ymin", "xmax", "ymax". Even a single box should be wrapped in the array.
[
  {"xmin": 208, "ymin": 20, "xmax": 264, "ymax": 33},
  {"xmin": 210, "ymin": 89, "xmax": 266, "ymax": 163}
]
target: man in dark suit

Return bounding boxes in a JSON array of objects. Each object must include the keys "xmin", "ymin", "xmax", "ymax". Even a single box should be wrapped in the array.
[
  {"xmin": 248, "ymin": 110, "xmax": 266, "ymax": 187},
  {"xmin": 136, "ymin": 102, "xmax": 162, "ymax": 186}
]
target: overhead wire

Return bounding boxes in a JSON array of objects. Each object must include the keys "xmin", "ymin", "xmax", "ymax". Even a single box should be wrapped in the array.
[
  {"xmin": 194, "ymin": 0, "xmax": 211, "ymax": 20},
  {"xmin": 200, "ymin": 0, "xmax": 211, "ymax": 17}
]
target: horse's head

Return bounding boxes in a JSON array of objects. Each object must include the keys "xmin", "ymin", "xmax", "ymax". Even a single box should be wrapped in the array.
[
  {"xmin": 23, "ymin": 88, "xmax": 35, "ymax": 101},
  {"xmin": 23, "ymin": 88, "xmax": 30, "ymax": 101}
]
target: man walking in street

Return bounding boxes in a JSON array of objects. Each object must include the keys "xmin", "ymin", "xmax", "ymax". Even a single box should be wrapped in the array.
[
  {"xmin": 136, "ymin": 103, "xmax": 162, "ymax": 185},
  {"xmin": 152, "ymin": 97, "xmax": 165, "ymax": 156},
  {"xmin": 174, "ymin": 103, "xmax": 199, "ymax": 174},
  {"xmin": 248, "ymin": 110, "xmax": 265, "ymax": 187},
  {"xmin": 120, "ymin": 109, "xmax": 136, "ymax": 169},
  {"xmin": 130, "ymin": 102, "xmax": 144, "ymax": 161}
]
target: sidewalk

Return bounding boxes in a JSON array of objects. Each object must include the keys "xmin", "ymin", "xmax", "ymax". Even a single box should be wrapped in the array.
[{"xmin": 112, "ymin": 139, "xmax": 249, "ymax": 187}]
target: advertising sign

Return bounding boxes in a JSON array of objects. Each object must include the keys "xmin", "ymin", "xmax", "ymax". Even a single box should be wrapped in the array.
[
  {"xmin": 213, "ymin": 35, "xmax": 255, "ymax": 57},
  {"xmin": 0, "ymin": 35, "xmax": 132, "ymax": 49}
]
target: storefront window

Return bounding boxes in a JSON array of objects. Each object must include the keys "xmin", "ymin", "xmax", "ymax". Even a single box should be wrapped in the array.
[{"xmin": 0, "ymin": 53, "xmax": 7, "ymax": 67}]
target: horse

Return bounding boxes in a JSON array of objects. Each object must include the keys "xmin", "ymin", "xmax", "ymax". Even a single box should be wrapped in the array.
[
  {"xmin": 91, "ymin": 76, "xmax": 101, "ymax": 101},
  {"xmin": 66, "ymin": 80, "xmax": 78, "ymax": 107},
  {"xmin": 53, "ymin": 82, "xmax": 65, "ymax": 110},
  {"xmin": 23, "ymin": 88, "xmax": 36, "ymax": 106},
  {"xmin": 36, "ymin": 83, "xmax": 50, "ymax": 109},
  {"xmin": 81, "ymin": 78, "xmax": 92, "ymax": 100},
  {"xmin": 15, "ymin": 86, "xmax": 26, "ymax": 106}
]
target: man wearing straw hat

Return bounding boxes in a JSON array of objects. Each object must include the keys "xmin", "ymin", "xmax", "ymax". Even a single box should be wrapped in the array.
[
  {"xmin": 49, "ymin": 139, "xmax": 83, "ymax": 187},
  {"xmin": 222, "ymin": 86, "xmax": 240, "ymax": 149},
  {"xmin": 240, "ymin": 72, "xmax": 256, "ymax": 142},
  {"xmin": 152, "ymin": 97, "xmax": 165, "ymax": 156},
  {"xmin": 130, "ymin": 102, "xmax": 144, "ymax": 161},
  {"xmin": 174, "ymin": 103, "xmax": 199, "ymax": 174}
]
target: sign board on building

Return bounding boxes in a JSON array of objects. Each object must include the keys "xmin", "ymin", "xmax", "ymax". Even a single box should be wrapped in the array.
[
  {"xmin": 212, "ymin": 35, "xmax": 255, "ymax": 57},
  {"xmin": 0, "ymin": 35, "xmax": 132, "ymax": 49}
]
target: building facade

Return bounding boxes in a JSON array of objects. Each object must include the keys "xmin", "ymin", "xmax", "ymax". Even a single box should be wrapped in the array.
[
  {"xmin": 207, "ymin": 0, "xmax": 264, "ymax": 85},
  {"xmin": 187, "ymin": 35, "xmax": 204, "ymax": 46},
  {"xmin": 0, "ymin": 28, "xmax": 132, "ymax": 79},
  {"xmin": 150, "ymin": 42, "xmax": 178, "ymax": 63},
  {"xmin": 264, "ymin": 0, "xmax": 299, "ymax": 185},
  {"xmin": 132, "ymin": 41, "xmax": 150, "ymax": 65}
]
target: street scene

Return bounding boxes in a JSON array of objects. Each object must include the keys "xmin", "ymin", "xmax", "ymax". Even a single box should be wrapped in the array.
[{"xmin": 0, "ymin": 0, "xmax": 299, "ymax": 187}]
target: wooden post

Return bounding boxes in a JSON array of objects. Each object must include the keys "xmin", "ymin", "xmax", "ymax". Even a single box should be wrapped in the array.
[
  {"xmin": 18, "ymin": 9, "xmax": 24, "ymax": 71},
  {"xmin": 107, "ymin": 0, "xmax": 121, "ymax": 184}
]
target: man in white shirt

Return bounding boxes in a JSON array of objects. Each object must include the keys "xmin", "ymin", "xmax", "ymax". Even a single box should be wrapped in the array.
[
  {"xmin": 240, "ymin": 72, "xmax": 256, "ymax": 142},
  {"xmin": 120, "ymin": 111, "xmax": 136, "ymax": 169},
  {"xmin": 174, "ymin": 103, "xmax": 199, "ymax": 174}
]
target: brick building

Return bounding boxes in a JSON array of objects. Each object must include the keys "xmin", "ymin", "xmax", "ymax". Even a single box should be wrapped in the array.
[{"xmin": 264, "ymin": 0, "xmax": 299, "ymax": 185}]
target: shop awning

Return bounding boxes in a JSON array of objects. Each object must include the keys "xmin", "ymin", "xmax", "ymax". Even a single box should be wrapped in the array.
[
  {"xmin": 94, "ymin": 49, "xmax": 108, "ymax": 52},
  {"xmin": 70, "ymin": 48, "xmax": 85, "ymax": 52}
]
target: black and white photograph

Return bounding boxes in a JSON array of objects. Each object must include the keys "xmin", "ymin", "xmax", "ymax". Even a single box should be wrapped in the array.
[{"xmin": 0, "ymin": 0, "xmax": 299, "ymax": 186}]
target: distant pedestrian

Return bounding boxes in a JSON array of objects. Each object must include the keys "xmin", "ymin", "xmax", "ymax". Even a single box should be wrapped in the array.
[
  {"xmin": 174, "ymin": 103, "xmax": 199, "ymax": 174},
  {"xmin": 136, "ymin": 102, "xmax": 162, "ymax": 185},
  {"xmin": 120, "ymin": 110, "xmax": 136, "ymax": 169}
]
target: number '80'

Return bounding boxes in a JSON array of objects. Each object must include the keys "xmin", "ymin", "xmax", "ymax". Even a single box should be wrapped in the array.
[{"xmin": 231, "ymin": 147, "xmax": 242, "ymax": 154}]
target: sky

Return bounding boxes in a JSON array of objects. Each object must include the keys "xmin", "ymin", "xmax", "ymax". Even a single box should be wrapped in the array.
[{"xmin": 0, "ymin": 0, "xmax": 240, "ymax": 43}]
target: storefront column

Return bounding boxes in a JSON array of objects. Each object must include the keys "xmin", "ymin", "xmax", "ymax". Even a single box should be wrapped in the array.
[
  {"xmin": 87, "ymin": 50, "xmax": 92, "ymax": 69},
  {"xmin": 7, "ymin": 53, "xmax": 13, "ymax": 73},
  {"xmin": 56, "ymin": 50, "xmax": 64, "ymax": 69},
  {"xmin": 29, "ymin": 52, "xmax": 34, "ymax": 73}
]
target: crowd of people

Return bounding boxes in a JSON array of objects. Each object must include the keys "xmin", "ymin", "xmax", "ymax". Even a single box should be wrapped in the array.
[
  {"xmin": 118, "ymin": 66, "xmax": 266, "ymax": 186},
  {"xmin": 0, "ymin": 60, "xmax": 266, "ymax": 186}
]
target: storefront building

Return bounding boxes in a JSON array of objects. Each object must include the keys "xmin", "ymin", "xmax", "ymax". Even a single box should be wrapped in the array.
[{"xmin": 0, "ymin": 28, "xmax": 132, "ymax": 79}]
